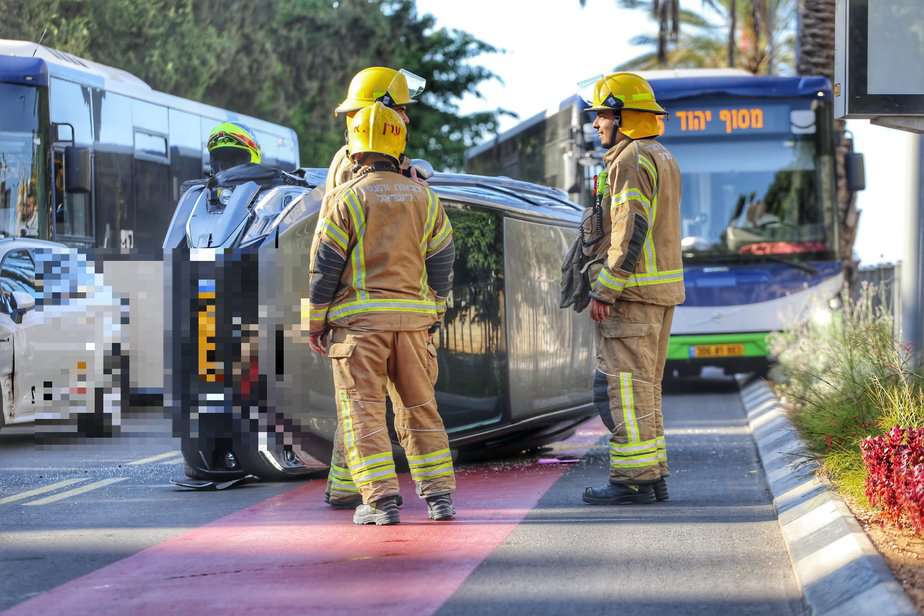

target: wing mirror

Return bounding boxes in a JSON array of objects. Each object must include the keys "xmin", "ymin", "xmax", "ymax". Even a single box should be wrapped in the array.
[
  {"xmin": 10, "ymin": 292, "xmax": 35, "ymax": 323},
  {"xmin": 410, "ymin": 159, "xmax": 434, "ymax": 181},
  {"xmin": 846, "ymin": 152, "xmax": 866, "ymax": 192},
  {"xmin": 65, "ymin": 146, "xmax": 92, "ymax": 194}
]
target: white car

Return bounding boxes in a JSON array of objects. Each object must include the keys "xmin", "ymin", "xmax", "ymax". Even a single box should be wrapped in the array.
[{"xmin": 0, "ymin": 239, "xmax": 128, "ymax": 436}]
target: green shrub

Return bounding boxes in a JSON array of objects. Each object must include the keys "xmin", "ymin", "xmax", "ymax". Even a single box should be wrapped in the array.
[{"xmin": 769, "ymin": 283, "xmax": 924, "ymax": 504}]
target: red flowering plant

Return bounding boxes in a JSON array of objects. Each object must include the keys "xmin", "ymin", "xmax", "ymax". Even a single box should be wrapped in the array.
[{"xmin": 862, "ymin": 426, "xmax": 924, "ymax": 533}]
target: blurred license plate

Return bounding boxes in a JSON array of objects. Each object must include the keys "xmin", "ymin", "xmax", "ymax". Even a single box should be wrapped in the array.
[{"xmin": 691, "ymin": 344, "xmax": 744, "ymax": 358}]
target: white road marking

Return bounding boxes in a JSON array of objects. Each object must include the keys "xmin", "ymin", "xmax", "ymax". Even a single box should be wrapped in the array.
[
  {"xmin": 127, "ymin": 451, "xmax": 182, "ymax": 465},
  {"xmin": 157, "ymin": 454, "xmax": 185, "ymax": 465},
  {"xmin": 23, "ymin": 478, "xmax": 127, "ymax": 506},
  {"xmin": 0, "ymin": 479, "xmax": 87, "ymax": 505}
]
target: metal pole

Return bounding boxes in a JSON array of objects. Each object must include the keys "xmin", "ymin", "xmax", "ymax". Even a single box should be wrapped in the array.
[{"xmin": 901, "ymin": 135, "xmax": 924, "ymax": 361}]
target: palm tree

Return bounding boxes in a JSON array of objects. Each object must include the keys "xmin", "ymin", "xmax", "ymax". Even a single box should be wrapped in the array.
[
  {"xmin": 795, "ymin": 0, "xmax": 858, "ymax": 271},
  {"xmin": 611, "ymin": 0, "xmax": 796, "ymax": 75}
]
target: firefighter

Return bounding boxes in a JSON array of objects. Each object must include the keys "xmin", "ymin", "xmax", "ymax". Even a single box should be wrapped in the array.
[
  {"xmin": 320, "ymin": 66, "xmax": 428, "ymax": 509},
  {"xmin": 306, "ymin": 102, "xmax": 456, "ymax": 525},
  {"xmin": 578, "ymin": 73, "xmax": 684, "ymax": 505},
  {"xmin": 327, "ymin": 66, "xmax": 426, "ymax": 191},
  {"xmin": 206, "ymin": 122, "xmax": 262, "ymax": 173}
]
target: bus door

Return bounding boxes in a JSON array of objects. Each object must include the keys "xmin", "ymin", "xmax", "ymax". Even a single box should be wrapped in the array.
[{"xmin": 49, "ymin": 78, "xmax": 94, "ymax": 246}]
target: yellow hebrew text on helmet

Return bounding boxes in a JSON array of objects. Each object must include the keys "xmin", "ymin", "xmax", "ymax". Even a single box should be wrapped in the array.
[
  {"xmin": 335, "ymin": 67, "xmax": 426, "ymax": 115},
  {"xmin": 348, "ymin": 102, "xmax": 407, "ymax": 163}
]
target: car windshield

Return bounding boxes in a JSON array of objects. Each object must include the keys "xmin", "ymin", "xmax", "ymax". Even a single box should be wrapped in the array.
[{"xmin": 0, "ymin": 83, "xmax": 42, "ymax": 239}]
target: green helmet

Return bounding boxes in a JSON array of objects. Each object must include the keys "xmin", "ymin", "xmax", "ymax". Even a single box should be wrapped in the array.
[{"xmin": 207, "ymin": 121, "xmax": 262, "ymax": 172}]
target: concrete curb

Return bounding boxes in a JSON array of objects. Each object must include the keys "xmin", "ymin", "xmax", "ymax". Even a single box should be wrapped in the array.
[{"xmin": 739, "ymin": 379, "xmax": 917, "ymax": 616}]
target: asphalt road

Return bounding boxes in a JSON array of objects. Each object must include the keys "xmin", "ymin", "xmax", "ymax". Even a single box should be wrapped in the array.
[{"xmin": 0, "ymin": 377, "xmax": 806, "ymax": 615}]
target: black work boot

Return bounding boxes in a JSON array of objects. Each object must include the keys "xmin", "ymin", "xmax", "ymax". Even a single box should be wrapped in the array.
[
  {"xmin": 425, "ymin": 493, "xmax": 456, "ymax": 521},
  {"xmin": 326, "ymin": 491, "xmax": 402, "ymax": 510},
  {"xmin": 583, "ymin": 482, "xmax": 656, "ymax": 505},
  {"xmin": 654, "ymin": 478, "xmax": 669, "ymax": 502},
  {"xmin": 353, "ymin": 496, "xmax": 401, "ymax": 525}
]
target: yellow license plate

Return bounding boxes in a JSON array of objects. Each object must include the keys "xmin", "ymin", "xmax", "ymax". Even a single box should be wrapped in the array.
[{"xmin": 691, "ymin": 343, "xmax": 745, "ymax": 358}]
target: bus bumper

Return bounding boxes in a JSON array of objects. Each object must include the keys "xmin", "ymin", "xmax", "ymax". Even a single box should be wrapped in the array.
[{"xmin": 666, "ymin": 332, "xmax": 772, "ymax": 377}]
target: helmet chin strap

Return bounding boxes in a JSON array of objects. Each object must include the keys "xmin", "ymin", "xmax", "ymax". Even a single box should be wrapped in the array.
[{"xmin": 609, "ymin": 112, "xmax": 622, "ymax": 147}]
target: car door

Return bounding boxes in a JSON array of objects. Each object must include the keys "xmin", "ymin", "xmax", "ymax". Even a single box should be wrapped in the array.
[{"xmin": 0, "ymin": 249, "xmax": 41, "ymax": 421}]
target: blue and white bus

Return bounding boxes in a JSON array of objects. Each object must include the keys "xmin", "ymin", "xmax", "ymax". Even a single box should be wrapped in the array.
[
  {"xmin": 0, "ymin": 40, "xmax": 299, "ymax": 394},
  {"xmin": 466, "ymin": 69, "xmax": 865, "ymax": 376}
]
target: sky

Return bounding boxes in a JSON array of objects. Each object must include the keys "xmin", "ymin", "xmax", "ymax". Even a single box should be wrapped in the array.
[
  {"xmin": 417, "ymin": 0, "xmax": 911, "ymax": 266},
  {"xmin": 415, "ymin": 0, "xmax": 651, "ymax": 132}
]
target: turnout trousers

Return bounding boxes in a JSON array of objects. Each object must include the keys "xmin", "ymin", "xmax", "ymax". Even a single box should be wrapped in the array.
[
  {"xmin": 325, "ymin": 382, "xmax": 401, "ymax": 504},
  {"xmin": 327, "ymin": 327, "xmax": 456, "ymax": 504},
  {"xmin": 594, "ymin": 301, "xmax": 674, "ymax": 484}
]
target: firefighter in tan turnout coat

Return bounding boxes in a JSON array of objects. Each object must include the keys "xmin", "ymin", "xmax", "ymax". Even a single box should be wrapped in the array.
[
  {"xmin": 307, "ymin": 102, "xmax": 456, "ymax": 525},
  {"xmin": 319, "ymin": 66, "xmax": 427, "ymax": 509},
  {"xmin": 579, "ymin": 73, "xmax": 685, "ymax": 505}
]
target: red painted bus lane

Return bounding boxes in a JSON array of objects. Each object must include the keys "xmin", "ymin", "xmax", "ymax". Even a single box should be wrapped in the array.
[{"xmin": 4, "ymin": 420, "xmax": 607, "ymax": 616}]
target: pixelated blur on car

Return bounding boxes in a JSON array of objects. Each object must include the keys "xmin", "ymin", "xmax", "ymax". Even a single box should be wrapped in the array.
[{"xmin": 0, "ymin": 239, "xmax": 128, "ymax": 436}]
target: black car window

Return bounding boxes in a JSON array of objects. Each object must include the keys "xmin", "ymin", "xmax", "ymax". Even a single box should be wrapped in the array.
[{"xmin": 32, "ymin": 247, "xmax": 96, "ymax": 307}]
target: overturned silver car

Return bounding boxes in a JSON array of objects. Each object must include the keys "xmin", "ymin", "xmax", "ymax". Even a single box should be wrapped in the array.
[{"xmin": 164, "ymin": 164, "xmax": 595, "ymax": 480}]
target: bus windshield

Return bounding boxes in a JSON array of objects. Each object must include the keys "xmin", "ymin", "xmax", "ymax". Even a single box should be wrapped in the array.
[
  {"xmin": 664, "ymin": 104, "xmax": 833, "ymax": 257},
  {"xmin": 667, "ymin": 131, "xmax": 830, "ymax": 259},
  {"xmin": 0, "ymin": 83, "xmax": 42, "ymax": 238}
]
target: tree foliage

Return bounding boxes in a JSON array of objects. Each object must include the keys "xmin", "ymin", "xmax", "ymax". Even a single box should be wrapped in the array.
[
  {"xmin": 0, "ymin": 0, "xmax": 505, "ymax": 170},
  {"xmin": 611, "ymin": 0, "xmax": 797, "ymax": 75}
]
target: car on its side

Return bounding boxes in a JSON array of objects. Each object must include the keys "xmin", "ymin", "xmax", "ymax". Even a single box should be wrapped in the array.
[
  {"xmin": 0, "ymin": 239, "xmax": 128, "ymax": 436},
  {"xmin": 164, "ymin": 164, "xmax": 596, "ymax": 481}
]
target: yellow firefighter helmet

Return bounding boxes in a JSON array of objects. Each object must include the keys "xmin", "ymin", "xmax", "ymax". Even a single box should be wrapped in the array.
[
  {"xmin": 335, "ymin": 67, "xmax": 426, "ymax": 115},
  {"xmin": 580, "ymin": 72, "xmax": 666, "ymax": 115},
  {"xmin": 348, "ymin": 102, "xmax": 407, "ymax": 163}
]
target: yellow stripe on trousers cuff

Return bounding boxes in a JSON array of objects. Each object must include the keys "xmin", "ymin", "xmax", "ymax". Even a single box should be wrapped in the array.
[
  {"xmin": 619, "ymin": 372, "xmax": 640, "ymax": 442},
  {"xmin": 410, "ymin": 462, "xmax": 454, "ymax": 481}
]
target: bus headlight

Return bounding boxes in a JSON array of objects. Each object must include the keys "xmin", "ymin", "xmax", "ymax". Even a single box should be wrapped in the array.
[{"xmin": 811, "ymin": 306, "xmax": 834, "ymax": 327}]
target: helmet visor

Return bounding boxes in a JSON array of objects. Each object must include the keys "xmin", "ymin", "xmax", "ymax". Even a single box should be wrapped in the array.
[
  {"xmin": 375, "ymin": 69, "xmax": 426, "ymax": 107},
  {"xmin": 577, "ymin": 74, "xmax": 604, "ymax": 107},
  {"xmin": 398, "ymin": 69, "xmax": 426, "ymax": 100},
  {"xmin": 210, "ymin": 146, "xmax": 252, "ymax": 173}
]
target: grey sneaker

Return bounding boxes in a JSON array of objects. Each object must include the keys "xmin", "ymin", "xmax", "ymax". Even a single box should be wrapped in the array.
[
  {"xmin": 353, "ymin": 496, "xmax": 401, "ymax": 525},
  {"xmin": 425, "ymin": 493, "xmax": 456, "ymax": 521}
]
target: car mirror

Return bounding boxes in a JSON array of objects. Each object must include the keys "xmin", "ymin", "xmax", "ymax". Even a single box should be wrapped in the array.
[
  {"xmin": 11, "ymin": 292, "xmax": 35, "ymax": 314},
  {"xmin": 410, "ymin": 159, "xmax": 434, "ymax": 180},
  {"xmin": 846, "ymin": 152, "xmax": 866, "ymax": 192}
]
